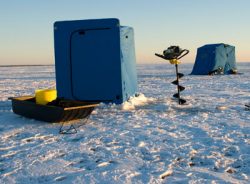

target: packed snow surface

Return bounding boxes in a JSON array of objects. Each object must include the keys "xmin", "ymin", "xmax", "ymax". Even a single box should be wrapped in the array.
[{"xmin": 0, "ymin": 63, "xmax": 250, "ymax": 183}]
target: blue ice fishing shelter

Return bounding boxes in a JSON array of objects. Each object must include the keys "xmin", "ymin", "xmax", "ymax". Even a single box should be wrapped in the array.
[
  {"xmin": 54, "ymin": 18, "xmax": 138, "ymax": 104},
  {"xmin": 191, "ymin": 43, "xmax": 237, "ymax": 75}
]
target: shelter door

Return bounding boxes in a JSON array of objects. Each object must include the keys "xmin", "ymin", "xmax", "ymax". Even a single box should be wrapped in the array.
[{"xmin": 70, "ymin": 28, "xmax": 120, "ymax": 101}]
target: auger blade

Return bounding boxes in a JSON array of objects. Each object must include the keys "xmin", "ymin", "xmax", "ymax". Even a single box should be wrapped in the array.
[
  {"xmin": 179, "ymin": 98, "xmax": 187, "ymax": 105},
  {"xmin": 177, "ymin": 73, "xmax": 184, "ymax": 78},
  {"xmin": 173, "ymin": 93, "xmax": 179, "ymax": 98},
  {"xmin": 171, "ymin": 80, "xmax": 178, "ymax": 85},
  {"xmin": 179, "ymin": 85, "xmax": 185, "ymax": 91}
]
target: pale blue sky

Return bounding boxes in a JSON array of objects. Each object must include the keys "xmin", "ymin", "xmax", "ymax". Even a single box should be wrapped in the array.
[{"xmin": 0, "ymin": 0, "xmax": 249, "ymax": 65}]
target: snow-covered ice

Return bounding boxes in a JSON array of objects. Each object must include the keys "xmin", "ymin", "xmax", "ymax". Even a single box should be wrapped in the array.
[{"xmin": 0, "ymin": 63, "xmax": 250, "ymax": 183}]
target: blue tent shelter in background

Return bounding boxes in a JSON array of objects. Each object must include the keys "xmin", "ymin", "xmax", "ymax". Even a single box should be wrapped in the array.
[{"xmin": 191, "ymin": 43, "xmax": 237, "ymax": 75}]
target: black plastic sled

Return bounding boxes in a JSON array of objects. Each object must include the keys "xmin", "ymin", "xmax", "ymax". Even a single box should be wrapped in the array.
[{"xmin": 11, "ymin": 96, "xmax": 98, "ymax": 123}]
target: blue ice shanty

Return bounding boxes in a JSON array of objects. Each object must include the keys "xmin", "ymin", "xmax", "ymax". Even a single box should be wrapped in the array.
[
  {"xmin": 54, "ymin": 18, "xmax": 138, "ymax": 104},
  {"xmin": 191, "ymin": 43, "xmax": 237, "ymax": 75}
]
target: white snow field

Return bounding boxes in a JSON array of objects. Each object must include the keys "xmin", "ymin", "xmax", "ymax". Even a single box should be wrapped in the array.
[{"xmin": 0, "ymin": 63, "xmax": 250, "ymax": 183}]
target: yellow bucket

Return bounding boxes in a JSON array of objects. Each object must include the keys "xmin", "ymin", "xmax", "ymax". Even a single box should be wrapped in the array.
[{"xmin": 35, "ymin": 89, "xmax": 57, "ymax": 105}]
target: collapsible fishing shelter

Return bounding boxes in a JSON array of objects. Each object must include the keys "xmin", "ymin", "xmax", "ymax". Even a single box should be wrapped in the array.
[
  {"xmin": 54, "ymin": 18, "xmax": 138, "ymax": 104},
  {"xmin": 191, "ymin": 43, "xmax": 237, "ymax": 75}
]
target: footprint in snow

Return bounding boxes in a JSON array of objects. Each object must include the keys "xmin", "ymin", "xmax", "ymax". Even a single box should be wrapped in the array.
[
  {"xmin": 231, "ymin": 154, "xmax": 250, "ymax": 174},
  {"xmin": 1, "ymin": 151, "xmax": 17, "ymax": 160},
  {"xmin": 15, "ymin": 132, "xmax": 34, "ymax": 140},
  {"xmin": 22, "ymin": 137, "xmax": 35, "ymax": 143},
  {"xmin": 70, "ymin": 136, "xmax": 84, "ymax": 142},
  {"xmin": 0, "ymin": 166, "xmax": 16, "ymax": 177},
  {"xmin": 0, "ymin": 167, "xmax": 5, "ymax": 173},
  {"xmin": 98, "ymin": 160, "xmax": 117, "ymax": 166},
  {"xmin": 223, "ymin": 146, "xmax": 239, "ymax": 157},
  {"xmin": 54, "ymin": 176, "xmax": 67, "ymax": 182},
  {"xmin": 71, "ymin": 159, "xmax": 95, "ymax": 170}
]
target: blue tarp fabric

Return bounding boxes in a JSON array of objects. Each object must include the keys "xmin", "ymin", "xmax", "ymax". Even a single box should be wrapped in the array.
[
  {"xmin": 54, "ymin": 18, "xmax": 137, "ymax": 104},
  {"xmin": 191, "ymin": 43, "xmax": 237, "ymax": 75}
]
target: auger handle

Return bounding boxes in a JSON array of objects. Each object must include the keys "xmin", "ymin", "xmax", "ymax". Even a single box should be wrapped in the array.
[
  {"xmin": 177, "ymin": 49, "xmax": 189, "ymax": 60},
  {"xmin": 155, "ymin": 53, "xmax": 166, "ymax": 59}
]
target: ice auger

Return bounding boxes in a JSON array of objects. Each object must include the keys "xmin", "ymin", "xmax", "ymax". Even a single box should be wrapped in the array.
[{"xmin": 155, "ymin": 46, "xmax": 189, "ymax": 105}]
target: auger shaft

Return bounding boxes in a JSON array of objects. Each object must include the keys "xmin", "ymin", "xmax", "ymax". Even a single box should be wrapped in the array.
[
  {"xmin": 173, "ymin": 64, "xmax": 186, "ymax": 105},
  {"xmin": 175, "ymin": 64, "xmax": 181, "ymax": 104}
]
